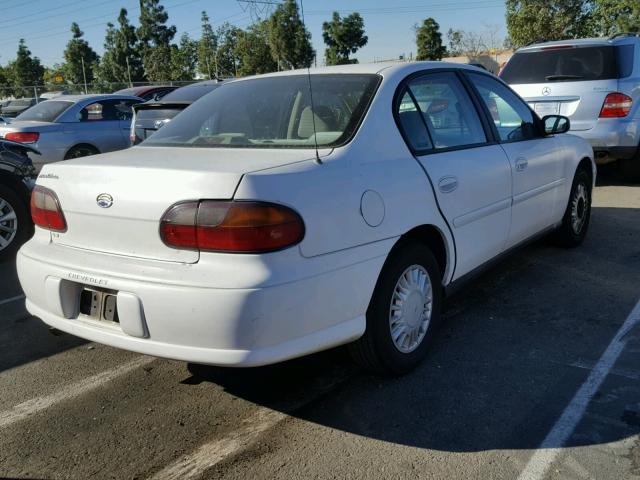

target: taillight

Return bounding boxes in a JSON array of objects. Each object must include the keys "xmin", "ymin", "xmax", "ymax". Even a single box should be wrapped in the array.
[
  {"xmin": 160, "ymin": 201, "xmax": 305, "ymax": 253},
  {"xmin": 5, "ymin": 131, "xmax": 39, "ymax": 143},
  {"xmin": 30, "ymin": 185, "xmax": 67, "ymax": 232},
  {"xmin": 599, "ymin": 93, "xmax": 633, "ymax": 118}
]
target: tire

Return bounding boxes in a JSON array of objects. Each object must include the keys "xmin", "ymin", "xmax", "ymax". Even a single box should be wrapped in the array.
[
  {"xmin": 0, "ymin": 183, "xmax": 30, "ymax": 262},
  {"xmin": 349, "ymin": 240, "xmax": 443, "ymax": 375},
  {"xmin": 64, "ymin": 144, "xmax": 99, "ymax": 160},
  {"xmin": 619, "ymin": 157, "xmax": 640, "ymax": 183},
  {"xmin": 554, "ymin": 168, "xmax": 592, "ymax": 248}
]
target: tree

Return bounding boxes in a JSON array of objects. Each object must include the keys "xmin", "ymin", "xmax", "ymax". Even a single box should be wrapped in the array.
[
  {"xmin": 170, "ymin": 33, "xmax": 197, "ymax": 80},
  {"xmin": 216, "ymin": 22, "xmax": 241, "ymax": 77},
  {"xmin": 8, "ymin": 39, "xmax": 45, "ymax": 96},
  {"xmin": 197, "ymin": 11, "xmax": 218, "ymax": 79},
  {"xmin": 505, "ymin": 0, "xmax": 594, "ymax": 48},
  {"xmin": 236, "ymin": 22, "xmax": 277, "ymax": 76},
  {"xmin": 43, "ymin": 64, "xmax": 67, "ymax": 85},
  {"xmin": 267, "ymin": 0, "xmax": 315, "ymax": 69},
  {"xmin": 97, "ymin": 9, "xmax": 144, "ymax": 86},
  {"xmin": 137, "ymin": 0, "xmax": 176, "ymax": 81},
  {"xmin": 591, "ymin": 0, "xmax": 640, "ymax": 36},
  {"xmin": 322, "ymin": 12, "xmax": 368, "ymax": 65},
  {"xmin": 415, "ymin": 18, "xmax": 447, "ymax": 61},
  {"xmin": 447, "ymin": 28, "xmax": 463, "ymax": 56},
  {"xmin": 63, "ymin": 22, "xmax": 99, "ymax": 87}
]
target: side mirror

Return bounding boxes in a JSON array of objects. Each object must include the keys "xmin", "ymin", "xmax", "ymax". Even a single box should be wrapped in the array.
[{"xmin": 542, "ymin": 115, "xmax": 570, "ymax": 135}]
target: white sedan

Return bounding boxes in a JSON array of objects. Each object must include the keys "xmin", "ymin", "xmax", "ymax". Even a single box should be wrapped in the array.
[{"xmin": 17, "ymin": 63, "xmax": 594, "ymax": 374}]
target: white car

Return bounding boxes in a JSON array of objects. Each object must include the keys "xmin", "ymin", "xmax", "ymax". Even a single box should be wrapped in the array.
[{"xmin": 17, "ymin": 63, "xmax": 595, "ymax": 374}]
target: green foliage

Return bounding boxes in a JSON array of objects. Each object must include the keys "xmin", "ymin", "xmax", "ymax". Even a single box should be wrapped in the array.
[
  {"xmin": 447, "ymin": 29, "xmax": 464, "ymax": 56},
  {"xmin": 415, "ymin": 18, "xmax": 447, "ymax": 61},
  {"xmin": 96, "ymin": 9, "xmax": 144, "ymax": 85},
  {"xmin": 591, "ymin": 0, "xmax": 640, "ymax": 36},
  {"xmin": 322, "ymin": 12, "xmax": 368, "ymax": 65},
  {"xmin": 170, "ymin": 33, "xmax": 198, "ymax": 80},
  {"xmin": 216, "ymin": 22, "xmax": 242, "ymax": 77},
  {"xmin": 8, "ymin": 39, "xmax": 45, "ymax": 96},
  {"xmin": 236, "ymin": 22, "xmax": 277, "ymax": 76},
  {"xmin": 505, "ymin": 0, "xmax": 594, "ymax": 48},
  {"xmin": 63, "ymin": 22, "xmax": 99, "ymax": 85},
  {"xmin": 198, "ymin": 11, "xmax": 218, "ymax": 79},
  {"xmin": 267, "ymin": 0, "xmax": 315, "ymax": 69},
  {"xmin": 137, "ymin": 0, "xmax": 176, "ymax": 80}
]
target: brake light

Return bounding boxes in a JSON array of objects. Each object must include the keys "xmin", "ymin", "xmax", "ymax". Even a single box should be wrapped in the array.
[
  {"xmin": 160, "ymin": 201, "xmax": 305, "ymax": 253},
  {"xmin": 599, "ymin": 93, "xmax": 633, "ymax": 118},
  {"xmin": 5, "ymin": 131, "xmax": 39, "ymax": 143},
  {"xmin": 30, "ymin": 185, "xmax": 67, "ymax": 232}
]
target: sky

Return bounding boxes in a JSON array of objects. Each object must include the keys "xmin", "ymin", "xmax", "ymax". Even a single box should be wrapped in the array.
[{"xmin": 0, "ymin": 0, "xmax": 508, "ymax": 67}]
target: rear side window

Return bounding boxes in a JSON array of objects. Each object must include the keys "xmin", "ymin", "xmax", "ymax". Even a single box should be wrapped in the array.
[
  {"xmin": 397, "ymin": 72, "xmax": 486, "ymax": 151},
  {"xmin": 501, "ymin": 46, "xmax": 619, "ymax": 84},
  {"xmin": 616, "ymin": 45, "xmax": 635, "ymax": 78}
]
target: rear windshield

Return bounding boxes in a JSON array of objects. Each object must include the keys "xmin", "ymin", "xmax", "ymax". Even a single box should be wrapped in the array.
[
  {"xmin": 142, "ymin": 74, "xmax": 380, "ymax": 149},
  {"xmin": 500, "ymin": 46, "xmax": 619, "ymax": 84},
  {"xmin": 161, "ymin": 83, "xmax": 221, "ymax": 102},
  {"xmin": 15, "ymin": 100, "xmax": 73, "ymax": 122},
  {"xmin": 8, "ymin": 99, "xmax": 33, "ymax": 107},
  {"xmin": 136, "ymin": 108, "xmax": 182, "ymax": 123}
]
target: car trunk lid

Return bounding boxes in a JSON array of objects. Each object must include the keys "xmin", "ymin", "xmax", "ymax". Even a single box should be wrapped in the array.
[{"xmin": 36, "ymin": 146, "xmax": 319, "ymax": 263}]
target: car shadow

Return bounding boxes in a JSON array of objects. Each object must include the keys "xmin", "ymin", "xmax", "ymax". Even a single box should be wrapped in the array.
[{"xmin": 188, "ymin": 202, "xmax": 640, "ymax": 453}]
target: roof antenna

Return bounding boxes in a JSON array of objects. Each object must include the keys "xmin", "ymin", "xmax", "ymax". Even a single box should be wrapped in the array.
[{"xmin": 299, "ymin": 0, "xmax": 322, "ymax": 164}]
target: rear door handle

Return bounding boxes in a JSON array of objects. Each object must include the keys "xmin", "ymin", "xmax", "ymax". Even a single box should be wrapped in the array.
[
  {"xmin": 515, "ymin": 157, "xmax": 528, "ymax": 172},
  {"xmin": 438, "ymin": 176, "xmax": 458, "ymax": 193}
]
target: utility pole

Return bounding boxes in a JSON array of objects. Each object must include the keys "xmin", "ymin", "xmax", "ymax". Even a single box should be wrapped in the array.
[{"xmin": 81, "ymin": 56, "xmax": 88, "ymax": 94}]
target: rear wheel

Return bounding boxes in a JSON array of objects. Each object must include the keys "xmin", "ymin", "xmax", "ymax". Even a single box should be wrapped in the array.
[
  {"xmin": 349, "ymin": 240, "xmax": 442, "ymax": 375},
  {"xmin": 554, "ymin": 168, "xmax": 592, "ymax": 248},
  {"xmin": 64, "ymin": 144, "xmax": 99, "ymax": 160},
  {"xmin": 0, "ymin": 184, "xmax": 30, "ymax": 262}
]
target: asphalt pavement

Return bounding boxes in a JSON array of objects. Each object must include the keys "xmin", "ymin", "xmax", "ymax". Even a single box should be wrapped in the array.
[{"xmin": 1, "ymin": 169, "xmax": 640, "ymax": 480}]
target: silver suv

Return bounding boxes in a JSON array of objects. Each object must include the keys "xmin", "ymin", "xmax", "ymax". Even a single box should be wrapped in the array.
[{"xmin": 500, "ymin": 34, "xmax": 640, "ymax": 178}]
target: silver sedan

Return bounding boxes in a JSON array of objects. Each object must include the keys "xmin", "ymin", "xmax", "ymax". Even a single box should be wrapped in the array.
[{"xmin": 0, "ymin": 94, "xmax": 143, "ymax": 170}]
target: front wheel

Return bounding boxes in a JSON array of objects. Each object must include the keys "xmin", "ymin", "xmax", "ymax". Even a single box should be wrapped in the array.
[
  {"xmin": 349, "ymin": 241, "xmax": 442, "ymax": 375},
  {"xmin": 0, "ymin": 184, "xmax": 30, "ymax": 262},
  {"xmin": 554, "ymin": 168, "xmax": 592, "ymax": 248}
]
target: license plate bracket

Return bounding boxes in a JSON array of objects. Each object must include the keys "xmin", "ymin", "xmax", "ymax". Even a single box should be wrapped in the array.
[
  {"xmin": 79, "ymin": 288, "xmax": 119, "ymax": 323},
  {"xmin": 533, "ymin": 102, "xmax": 560, "ymax": 117}
]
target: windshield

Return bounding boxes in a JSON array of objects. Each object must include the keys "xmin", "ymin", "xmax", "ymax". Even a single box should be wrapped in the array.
[
  {"xmin": 500, "ymin": 46, "xmax": 618, "ymax": 84},
  {"xmin": 16, "ymin": 100, "xmax": 73, "ymax": 122},
  {"xmin": 143, "ymin": 74, "xmax": 380, "ymax": 149},
  {"xmin": 8, "ymin": 99, "xmax": 33, "ymax": 108}
]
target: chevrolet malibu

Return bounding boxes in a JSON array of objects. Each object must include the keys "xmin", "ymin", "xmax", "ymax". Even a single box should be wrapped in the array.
[{"xmin": 17, "ymin": 63, "xmax": 595, "ymax": 374}]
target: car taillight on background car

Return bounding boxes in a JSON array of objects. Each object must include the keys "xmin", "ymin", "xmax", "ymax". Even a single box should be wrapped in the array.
[
  {"xmin": 160, "ymin": 201, "xmax": 305, "ymax": 253},
  {"xmin": 31, "ymin": 185, "xmax": 67, "ymax": 232},
  {"xmin": 5, "ymin": 132, "xmax": 39, "ymax": 143},
  {"xmin": 599, "ymin": 93, "xmax": 633, "ymax": 118}
]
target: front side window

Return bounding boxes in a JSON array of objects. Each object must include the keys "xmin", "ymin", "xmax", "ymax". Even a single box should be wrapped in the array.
[
  {"xmin": 468, "ymin": 73, "xmax": 540, "ymax": 142},
  {"xmin": 403, "ymin": 72, "xmax": 487, "ymax": 150},
  {"xmin": 15, "ymin": 100, "xmax": 73, "ymax": 122},
  {"xmin": 143, "ymin": 74, "xmax": 380, "ymax": 149}
]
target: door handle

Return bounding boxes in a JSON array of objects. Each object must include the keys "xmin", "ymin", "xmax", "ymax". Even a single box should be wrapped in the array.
[
  {"xmin": 515, "ymin": 157, "xmax": 528, "ymax": 172},
  {"xmin": 438, "ymin": 176, "xmax": 458, "ymax": 193}
]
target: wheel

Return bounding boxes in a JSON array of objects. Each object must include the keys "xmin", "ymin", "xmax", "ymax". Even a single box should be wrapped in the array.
[
  {"xmin": 0, "ymin": 183, "xmax": 30, "ymax": 262},
  {"xmin": 349, "ymin": 240, "xmax": 442, "ymax": 375},
  {"xmin": 64, "ymin": 144, "xmax": 99, "ymax": 160},
  {"xmin": 619, "ymin": 157, "xmax": 640, "ymax": 183},
  {"xmin": 554, "ymin": 168, "xmax": 592, "ymax": 247}
]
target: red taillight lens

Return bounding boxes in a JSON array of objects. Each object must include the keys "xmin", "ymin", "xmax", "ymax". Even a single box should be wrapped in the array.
[
  {"xmin": 599, "ymin": 93, "xmax": 633, "ymax": 118},
  {"xmin": 160, "ymin": 201, "xmax": 305, "ymax": 253},
  {"xmin": 30, "ymin": 185, "xmax": 67, "ymax": 232},
  {"xmin": 5, "ymin": 132, "xmax": 39, "ymax": 143}
]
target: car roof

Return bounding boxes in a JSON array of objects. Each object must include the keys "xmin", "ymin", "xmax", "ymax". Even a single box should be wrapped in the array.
[
  {"xmin": 115, "ymin": 85, "xmax": 175, "ymax": 95},
  {"xmin": 516, "ymin": 36, "xmax": 638, "ymax": 52},
  {"xmin": 45, "ymin": 94, "xmax": 142, "ymax": 103}
]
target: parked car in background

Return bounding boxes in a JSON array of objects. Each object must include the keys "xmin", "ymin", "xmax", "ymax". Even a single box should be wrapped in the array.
[
  {"xmin": 0, "ymin": 138, "xmax": 37, "ymax": 261},
  {"xmin": 114, "ymin": 85, "xmax": 178, "ymax": 102},
  {"xmin": 130, "ymin": 80, "xmax": 225, "ymax": 145},
  {"xmin": 0, "ymin": 94, "xmax": 143, "ymax": 170},
  {"xmin": 18, "ymin": 63, "xmax": 594, "ymax": 375},
  {"xmin": 500, "ymin": 34, "xmax": 640, "ymax": 178},
  {"xmin": 1, "ymin": 98, "xmax": 41, "ymax": 118}
]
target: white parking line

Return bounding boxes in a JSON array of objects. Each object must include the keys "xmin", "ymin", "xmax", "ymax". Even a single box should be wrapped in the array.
[
  {"xmin": 0, "ymin": 356, "xmax": 154, "ymax": 429},
  {"xmin": 517, "ymin": 298, "xmax": 640, "ymax": 480},
  {"xmin": 0, "ymin": 294, "xmax": 25, "ymax": 306}
]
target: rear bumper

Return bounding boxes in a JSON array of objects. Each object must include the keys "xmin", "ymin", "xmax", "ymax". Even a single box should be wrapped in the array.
[
  {"xmin": 571, "ymin": 118, "xmax": 640, "ymax": 164},
  {"xmin": 17, "ymin": 239, "xmax": 388, "ymax": 366}
]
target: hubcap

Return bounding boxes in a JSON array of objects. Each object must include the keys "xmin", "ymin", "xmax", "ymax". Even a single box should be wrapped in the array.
[
  {"xmin": 0, "ymin": 197, "xmax": 17, "ymax": 251},
  {"xmin": 571, "ymin": 183, "xmax": 588, "ymax": 234},
  {"xmin": 389, "ymin": 265, "xmax": 433, "ymax": 354}
]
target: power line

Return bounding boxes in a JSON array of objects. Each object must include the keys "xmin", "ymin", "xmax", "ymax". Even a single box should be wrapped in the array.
[{"xmin": 0, "ymin": 0, "xmax": 103, "ymax": 28}]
